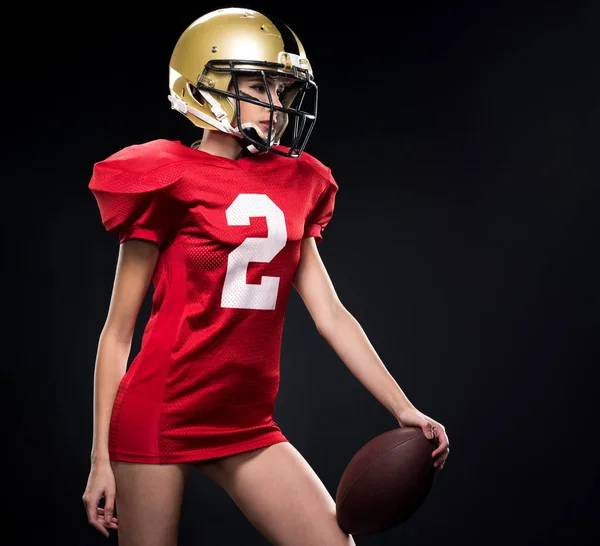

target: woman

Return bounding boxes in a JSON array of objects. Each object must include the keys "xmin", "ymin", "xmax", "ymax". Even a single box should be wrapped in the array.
[{"xmin": 82, "ymin": 7, "xmax": 450, "ymax": 546}]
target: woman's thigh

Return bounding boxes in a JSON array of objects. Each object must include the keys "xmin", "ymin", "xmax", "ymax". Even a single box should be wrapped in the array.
[
  {"xmin": 111, "ymin": 461, "xmax": 190, "ymax": 546},
  {"xmin": 194, "ymin": 442, "xmax": 356, "ymax": 546}
]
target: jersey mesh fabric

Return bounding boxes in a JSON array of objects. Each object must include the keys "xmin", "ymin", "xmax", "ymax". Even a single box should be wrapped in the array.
[{"xmin": 88, "ymin": 139, "xmax": 338, "ymax": 463}]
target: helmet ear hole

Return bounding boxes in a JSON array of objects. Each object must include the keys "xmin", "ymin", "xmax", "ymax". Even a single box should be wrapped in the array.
[{"xmin": 189, "ymin": 84, "xmax": 205, "ymax": 105}]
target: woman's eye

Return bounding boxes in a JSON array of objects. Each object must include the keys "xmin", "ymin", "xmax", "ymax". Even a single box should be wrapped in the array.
[{"xmin": 250, "ymin": 84, "xmax": 284, "ymax": 97}]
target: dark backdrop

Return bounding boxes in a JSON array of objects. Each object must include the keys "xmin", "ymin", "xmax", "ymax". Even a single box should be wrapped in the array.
[{"xmin": 10, "ymin": 1, "xmax": 599, "ymax": 545}]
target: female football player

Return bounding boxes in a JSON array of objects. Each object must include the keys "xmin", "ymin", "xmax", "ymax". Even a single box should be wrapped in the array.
[{"xmin": 82, "ymin": 8, "xmax": 450, "ymax": 546}]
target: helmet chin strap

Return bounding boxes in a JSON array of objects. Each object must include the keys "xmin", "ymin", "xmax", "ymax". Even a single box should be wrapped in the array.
[
  {"xmin": 168, "ymin": 90, "xmax": 272, "ymax": 154},
  {"xmin": 240, "ymin": 125, "xmax": 273, "ymax": 153},
  {"xmin": 168, "ymin": 91, "xmax": 240, "ymax": 134}
]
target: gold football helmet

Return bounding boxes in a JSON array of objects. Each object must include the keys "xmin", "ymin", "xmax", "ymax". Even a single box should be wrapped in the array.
[{"xmin": 168, "ymin": 8, "xmax": 317, "ymax": 157}]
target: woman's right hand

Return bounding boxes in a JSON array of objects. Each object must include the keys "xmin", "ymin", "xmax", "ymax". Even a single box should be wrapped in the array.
[{"xmin": 82, "ymin": 461, "xmax": 119, "ymax": 537}]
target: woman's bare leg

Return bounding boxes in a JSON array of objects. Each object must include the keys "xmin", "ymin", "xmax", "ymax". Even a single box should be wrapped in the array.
[
  {"xmin": 194, "ymin": 443, "xmax": 355, "ymax": 546},
  {"xmin": 111, "ymin": 461, "xmax": 190, "ymax": 546}
]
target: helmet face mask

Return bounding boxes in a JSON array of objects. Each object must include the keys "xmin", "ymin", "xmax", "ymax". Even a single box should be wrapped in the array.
[
  {"xmin": 168, "ymin": 8, "xmax": 318, "ymax": 158},
  {"xmin": 204, "ymin": 65, "xmax": 317, "ymax": 156}
]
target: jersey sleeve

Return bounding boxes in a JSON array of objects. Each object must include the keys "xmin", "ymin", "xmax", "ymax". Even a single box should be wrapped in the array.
[
  {"xmin": 303, "ymin": 169, "xmax": 339, "ymax": 244},
  {"xmin": 88, "ymin": 156, "xmax": 183, "ymax": 246}
]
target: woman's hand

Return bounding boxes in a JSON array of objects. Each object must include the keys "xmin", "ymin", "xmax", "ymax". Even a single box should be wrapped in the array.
[
  {"xmin": 82, "ymin": 461, "xmax": 119, "ymax": 537},
  {"xmin": 396, "ymin": 406, "xmax": 450, "ymax": 470}
]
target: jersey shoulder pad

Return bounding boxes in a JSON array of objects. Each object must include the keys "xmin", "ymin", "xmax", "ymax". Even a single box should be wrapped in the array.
[{"xmin": 88, "ymin": 139, "xmax": 185, "ymax": 193}]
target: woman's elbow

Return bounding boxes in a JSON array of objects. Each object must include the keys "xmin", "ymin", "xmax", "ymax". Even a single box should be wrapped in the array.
[{"xmin": 314, "ymin": 300, "xmax": 345, "ymax": 337}]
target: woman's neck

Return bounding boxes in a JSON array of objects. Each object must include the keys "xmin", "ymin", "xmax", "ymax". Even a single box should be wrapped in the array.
[{"xmin": 194, "ymin": 130, "xmax": 244, "ymax": 160}]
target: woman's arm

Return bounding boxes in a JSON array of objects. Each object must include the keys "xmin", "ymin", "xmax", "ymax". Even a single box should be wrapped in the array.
[
  {"xmin": 292, "ymin": 237, "xmax": 415, "ymax": 419},
  {"xmin": 90, "ymin": 239, "xmax": 160, "ymax": 464}
]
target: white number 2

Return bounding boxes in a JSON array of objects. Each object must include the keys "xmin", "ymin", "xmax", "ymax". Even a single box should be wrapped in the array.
[{"xmin": 221, "ymin": 194, "xmax": 287, "ymax": 310}]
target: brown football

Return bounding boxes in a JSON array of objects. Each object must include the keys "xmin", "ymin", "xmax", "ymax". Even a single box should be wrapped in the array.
[{"xmin": 335, "ymin": 427, "xmax": 437, "ymax": 536}]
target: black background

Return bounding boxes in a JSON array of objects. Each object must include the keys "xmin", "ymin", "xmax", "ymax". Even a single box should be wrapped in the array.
[{"xmin": 10, "ymin": 1, "xmax": 599, "ymax": 544}]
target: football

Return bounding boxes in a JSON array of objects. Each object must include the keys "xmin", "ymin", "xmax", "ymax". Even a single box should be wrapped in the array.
[{"xmin": 336, "ymin": 427, "xmax": 437, "ymax": 535}]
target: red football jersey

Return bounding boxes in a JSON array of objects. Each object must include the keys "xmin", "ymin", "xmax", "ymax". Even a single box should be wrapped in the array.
[{"xmin": 88, "ymin": 139, "xmax": 338, "ymax": 463}]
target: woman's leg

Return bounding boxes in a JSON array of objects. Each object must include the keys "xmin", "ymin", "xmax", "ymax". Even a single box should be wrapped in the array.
[
  {"xmin": 194, "ymin": 442, "xmax": 356, "ymax": 546},
  {"xmin": 111, "ymin": 461, "xmax": 190, "ymax": 546}
]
